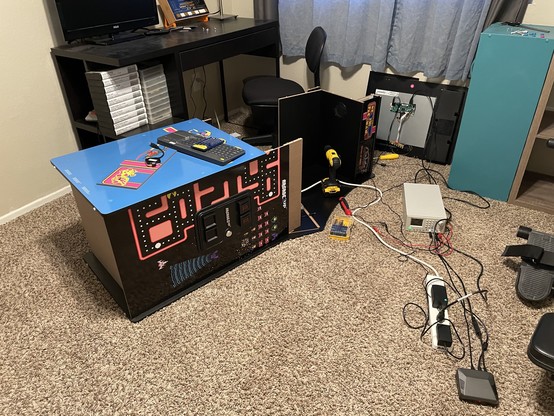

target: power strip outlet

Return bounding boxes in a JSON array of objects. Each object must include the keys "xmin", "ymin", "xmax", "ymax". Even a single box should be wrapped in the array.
[{"xmin": 425, "ymin": 275, "xmax": 452, "ymax": 349}]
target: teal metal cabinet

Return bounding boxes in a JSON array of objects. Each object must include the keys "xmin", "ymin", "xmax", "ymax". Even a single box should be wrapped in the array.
[{"xmin": 448, "ymin": 23, "xmax": 554, "ymax": 202}]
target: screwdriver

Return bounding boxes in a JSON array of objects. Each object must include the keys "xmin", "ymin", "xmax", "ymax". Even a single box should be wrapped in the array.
[{"xmin": 339, "ymin": 196, "xmax": 352, "ymax": 216}]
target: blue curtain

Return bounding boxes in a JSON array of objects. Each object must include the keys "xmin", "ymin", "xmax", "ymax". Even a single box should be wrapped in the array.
[{"xmin": 279, "ymin": 0, "xmax": 492, "ymax": 81}]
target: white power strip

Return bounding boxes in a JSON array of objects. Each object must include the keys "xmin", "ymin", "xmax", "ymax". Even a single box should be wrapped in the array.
[{"xmin": 425, "ymin": 274, "xmax": 452, "ymax": 349}]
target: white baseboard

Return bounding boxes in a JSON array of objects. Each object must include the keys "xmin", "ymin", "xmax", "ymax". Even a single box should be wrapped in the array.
[{"xmin": 0, "ymin": 186, "xmax": 71, "ymax": 225}]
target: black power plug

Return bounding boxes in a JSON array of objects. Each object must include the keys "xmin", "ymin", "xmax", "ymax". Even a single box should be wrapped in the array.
[
  {"xmin": 436, "ymin": 323, "xmax": 452, "ymax": 347},
  {"xmin": 431, "ymin": 284, "xmax": 448, "ymax": 309}
]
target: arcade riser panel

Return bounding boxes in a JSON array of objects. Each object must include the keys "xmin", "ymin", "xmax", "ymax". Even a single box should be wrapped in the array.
[{"xmin": 76, "ymin": 144, "xmax": 300, "ymax": 321}]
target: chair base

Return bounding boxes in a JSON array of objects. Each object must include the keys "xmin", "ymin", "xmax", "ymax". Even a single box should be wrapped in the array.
[{"xmin": 241, "ymin": 106, "xmax": 277, "ymax": 147}]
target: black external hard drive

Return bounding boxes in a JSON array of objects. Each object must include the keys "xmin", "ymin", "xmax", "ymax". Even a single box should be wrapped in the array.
[{"xmin": 456, "ymin": 368, "xmax": 499, "ymax": 406}]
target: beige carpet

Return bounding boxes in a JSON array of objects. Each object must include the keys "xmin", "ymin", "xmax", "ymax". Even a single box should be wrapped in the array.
[{"xmin": 1, "ymin": 154, "xmax": 553, "ymax": 415}]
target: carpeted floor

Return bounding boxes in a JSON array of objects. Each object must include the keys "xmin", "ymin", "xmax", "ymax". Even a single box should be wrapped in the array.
[{"xmin": 1, "ymin": 145, "xmax": 553, "ymax": 414}]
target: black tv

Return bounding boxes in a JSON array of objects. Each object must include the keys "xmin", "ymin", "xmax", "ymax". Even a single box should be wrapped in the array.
[{"xmin": 54, "ymin": 0, "xmax": 159, "ymax": 44}]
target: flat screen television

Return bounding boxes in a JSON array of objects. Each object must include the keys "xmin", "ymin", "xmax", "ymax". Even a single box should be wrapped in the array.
[{"xmin": 54, "ymin": 0, "xmax": 159, "ymax": 44}]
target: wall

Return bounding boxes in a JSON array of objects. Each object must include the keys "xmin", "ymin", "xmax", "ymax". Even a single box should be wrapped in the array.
[
  {"xmin": 523, "ymin": 0, "xmax": 554, "ymax": 26},
  {"xmin": 1, "ymin": 0, "xmax": 553, "ymax": 223},
  {"xmin": 524, "ymin": 0, "xmax": 554, "ymax": 108},
  {"xmin": 0, "ymin": 2, "xmax": 78, "ymax": 223}
]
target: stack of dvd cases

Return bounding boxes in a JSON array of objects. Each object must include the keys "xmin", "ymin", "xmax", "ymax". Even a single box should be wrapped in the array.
[
  {"xmin": 138, "ymin": 64, "xmax": 172, "ymax": 125},
  {"xmin": 85, "ymin": 65, "xmax": 148, "ymax": 136}
]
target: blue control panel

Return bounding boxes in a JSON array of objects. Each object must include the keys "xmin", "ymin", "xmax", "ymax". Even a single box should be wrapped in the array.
[{"xmin": 51, "ymin": 119, "xmax": 264, "ymax": 214}]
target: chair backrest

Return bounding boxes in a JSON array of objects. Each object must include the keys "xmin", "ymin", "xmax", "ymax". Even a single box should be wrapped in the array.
[{"xmin": 304, "ymin": 26, "xmax": 327, "ymax": 87}]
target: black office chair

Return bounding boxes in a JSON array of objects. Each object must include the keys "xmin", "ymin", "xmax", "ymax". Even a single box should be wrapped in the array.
[
  {"xmin": 528, "ymin": 313, "xmax": 554, "ymax": 379},
  {"xmin": 242, "ymin": 26, "xmax": 327, "ymax": 147}
]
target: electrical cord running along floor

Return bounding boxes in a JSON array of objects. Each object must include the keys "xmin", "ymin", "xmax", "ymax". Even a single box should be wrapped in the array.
[{"xmin": 1, "ymin": 155, "xmax": 553, "ymax": 415}]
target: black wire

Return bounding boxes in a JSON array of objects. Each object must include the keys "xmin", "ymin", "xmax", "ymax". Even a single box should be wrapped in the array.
[
  {"xmin": 375, "ymin": 188, "xmax": 414, "ymax": 243},
  {"xmin": 419, "ymin": 317, "xmax": 466, "ymax": 361},
  {"xmin": 387, "ymin": 111, "xmax": 398, "ymax": 143},
  {"xmin": 402, "ymin": 302, "xmax": 427, "ymax": 330},
  {"xmin": 95, "ymin": 123, "xmax": 107, "ymax": 144},
  {"xmin": 201, "ymin": 66, "xmax": 207, "ymax": 120},
  {"xmin": 376, "ymin": 141, "xmax": 415, "ymax": 158},
  {"xmin": 414, "ymin": 164, "xmax": 438, "ymax": 185},
  {"xmin": 413, "ymin": 161, "xmax": 488, "ymax": 303},
  {"xmin": 437, "ymin": 254, "xmax": 475, "ymax": 368},
  {"xmin": 408, "ymin": 89, "xmax": 428, "ymax": 105},
  {"xmin": 422, "ymin": 96, "xmax": 439, "ymax": 163},
  {"xmin": 468, "ymin": 307, "xmax": 490, "ymax": 372},
  {"xmin": 443, "ymin": 193, "xmax": 491, "ymax": 209},
  {"xmin": 415, "ymin": 162, "xmax": 491, "ymax": 209},
  {"xmin": 423, "ymin": 273, "xmax": 458, "ymax": 296},
  {"xmin": 190, "ymin": 68, "xmax": 198, "ymax": 118},
  {"xmin": 440, "ymin": 290, "xmax": 488, "ymax": 315},
  {"xmin": 437, "ymin": 253, "xmax": 489, "ymax": 372},
  {"xmin": 448, "ymin": 245, "xmax": 487, "ymax": 301},
  {"xmin": 355, "ymin": 211, "xmax": 427, "ymax": 272},
  {"xmin": 435, "ymin": 220, "xmax": 487, "ymax": 301}
]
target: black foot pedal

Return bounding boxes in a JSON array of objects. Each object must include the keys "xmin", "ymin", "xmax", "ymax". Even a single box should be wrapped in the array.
[
  {"xmin": 502, "ymin": 226, "xmax": 554, "ymax": 302},
  {"xmin": 517, "ymin": 264, "xmax": 554, "ymax": 302}
]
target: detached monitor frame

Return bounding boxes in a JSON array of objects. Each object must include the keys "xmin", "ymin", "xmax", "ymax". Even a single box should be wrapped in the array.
[{"xmin": 366, "ymin": 72, "xmax": 467, "ymax": 164}]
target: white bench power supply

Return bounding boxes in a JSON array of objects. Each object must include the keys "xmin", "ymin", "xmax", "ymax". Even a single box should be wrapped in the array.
[{"xmin": 402, "ymin": 183, "xmax": 447, "ymax": 233}]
